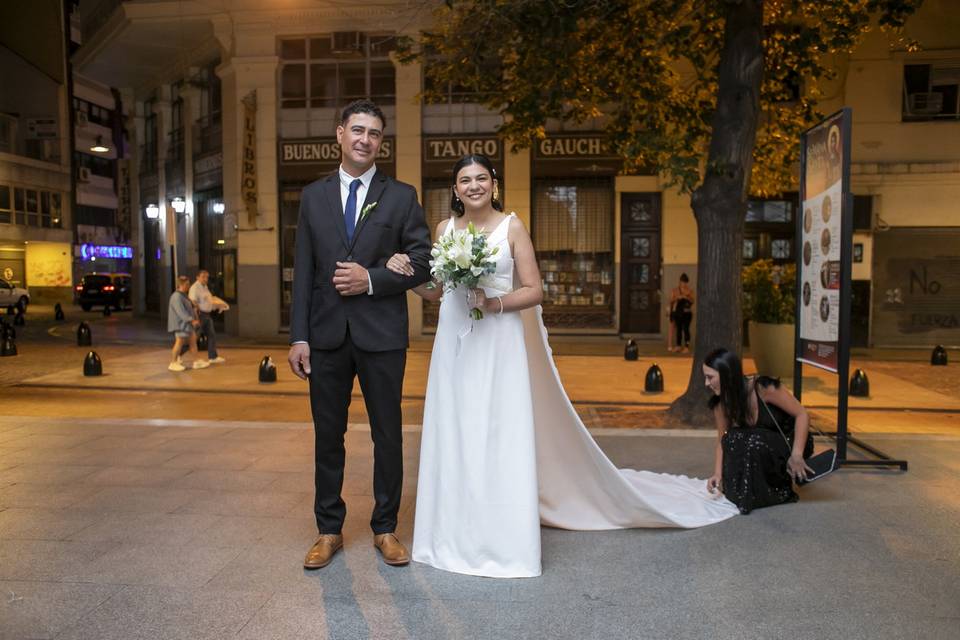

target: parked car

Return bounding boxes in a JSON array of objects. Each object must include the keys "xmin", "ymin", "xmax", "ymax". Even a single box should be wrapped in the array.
[
  {"xmin": 75, "ymin": 272, "xmax": 131, "ymax": 311},
  {"xmin": 0, "ymin": 278, "xmax": 29, "ymax": 312}
]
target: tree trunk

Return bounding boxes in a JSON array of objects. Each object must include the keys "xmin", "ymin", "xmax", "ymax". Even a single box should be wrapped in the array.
[{"xmin": 667, "ymin": 0, "xmax": 764, "ymax": 426}]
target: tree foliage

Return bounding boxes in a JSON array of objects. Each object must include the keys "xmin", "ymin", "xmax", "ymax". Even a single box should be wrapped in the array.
[{"xmin": 399, "ymin": 0, "xmax": 922, "ymax": 197}]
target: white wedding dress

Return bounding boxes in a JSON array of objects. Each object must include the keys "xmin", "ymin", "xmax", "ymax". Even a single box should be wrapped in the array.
[{"xmin": 412, "ymin": 214, "xmax": 738, "ymax": 578}]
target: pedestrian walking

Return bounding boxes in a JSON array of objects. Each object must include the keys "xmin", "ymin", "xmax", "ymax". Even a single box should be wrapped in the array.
[
  {"xmin": 188, "ymin": 269, "xmax": 226, "ymax": 364},
  {"xmin": 167, "ymin": 275, "xmax": 209, "ymax": 372}
]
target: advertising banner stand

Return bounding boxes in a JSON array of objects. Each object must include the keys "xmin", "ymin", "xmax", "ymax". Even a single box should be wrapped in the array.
[{"xmin": 794, "ymin": 108, "xmax": 907, "ymax": 471}]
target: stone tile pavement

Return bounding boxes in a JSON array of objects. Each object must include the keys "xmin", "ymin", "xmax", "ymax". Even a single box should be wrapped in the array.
[{"xmin": 1, "ymin": 414, "xmax": 958, "ymax": 639}]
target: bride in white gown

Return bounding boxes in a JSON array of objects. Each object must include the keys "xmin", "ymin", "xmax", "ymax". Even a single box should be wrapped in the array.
[{"xmin": 387, "ymin": 154, "xmax": 737, "ymax": 578}]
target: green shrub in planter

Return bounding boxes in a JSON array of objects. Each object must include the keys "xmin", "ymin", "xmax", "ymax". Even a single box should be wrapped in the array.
[{"xmin": 742, "ymin": 259, "xmax": 796, "ymax": 324}]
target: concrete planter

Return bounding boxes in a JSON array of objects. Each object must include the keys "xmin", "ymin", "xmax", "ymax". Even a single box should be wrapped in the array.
[{"xmin": 748, "ymin": 321, "xmax": 795, "ymax": 379}]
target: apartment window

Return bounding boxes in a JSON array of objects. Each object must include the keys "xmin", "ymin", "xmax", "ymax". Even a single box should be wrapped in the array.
[
  {"xmin": 903, "ymin": 62, "xmax": 960, "ymax": 121},
  {"xmin": 279, "ymin": 34, "xmax": 397, "ymax": 110},
  {"xmin": 141, "ymin": 100, "xmax": 158, "ymax": 174},
  {"xmin": 0, "ymin": 185, "xmax": 10, "ymax": 224},
  {"xmin": 14, "ymin": 188, "xmax": 25, "ymax": 225},
  {"xmin": 0, "ymin": 114, "xmax": 13, "ymax": 153},
  {"xmin": 76, "ymin": 153, "xmax": 114, "ymax": 178},
  {"xmin": 25, "ymin": 190, "xmax": 39, "ymax": 226},
  {"xmin": 73, "ymin": 97, "xmax": 113, "ymax": 127},
  {"xmin": 3, "ymin": 185, "xmax": 62, "ymax": 228}
]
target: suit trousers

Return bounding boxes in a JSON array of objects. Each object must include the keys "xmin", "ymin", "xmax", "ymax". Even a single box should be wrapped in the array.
[{"xmin": 308, "ymin": 332, "xmax": 406, "ymax": 535}]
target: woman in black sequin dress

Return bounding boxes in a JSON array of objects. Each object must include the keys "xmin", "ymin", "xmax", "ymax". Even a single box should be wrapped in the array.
[{"xmin": 702, "ymin": 348, "xmax": 815, "ymax": 514}]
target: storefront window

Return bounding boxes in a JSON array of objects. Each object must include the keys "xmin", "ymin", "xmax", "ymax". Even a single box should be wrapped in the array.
[{"xmin": 533, "ymin": 177, "xmax": 615, "ymax": 329}]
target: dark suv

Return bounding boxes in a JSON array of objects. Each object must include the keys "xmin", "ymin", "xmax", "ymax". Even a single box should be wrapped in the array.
[{"xmin": 76, "ymin": 273, "xmax": 131, "ymax": 311}]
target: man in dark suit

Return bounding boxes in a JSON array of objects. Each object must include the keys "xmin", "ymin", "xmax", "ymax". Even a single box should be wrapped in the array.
[{"xmin": 288, "ymin": 100, "xmax": 432, "ymax": 569}]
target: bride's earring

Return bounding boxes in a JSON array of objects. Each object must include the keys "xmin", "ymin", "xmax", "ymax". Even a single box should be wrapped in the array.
[
  {"xmin": 452, "ymin": 187, "xmax": 461, "ymax": 202},
  {"xmin": 493, "ymin": 182, "xmax": 500, "ymax": 202}
]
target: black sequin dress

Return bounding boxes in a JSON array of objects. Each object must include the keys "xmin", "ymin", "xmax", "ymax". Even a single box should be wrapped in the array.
[{"xmin": 721, "ymin": 379, "xmax": 814, "ymax": 515}]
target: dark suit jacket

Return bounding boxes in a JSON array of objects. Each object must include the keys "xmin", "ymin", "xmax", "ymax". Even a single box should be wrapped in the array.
[{"xmin": 289, "ymin": 170, "xmax": 432, "ymax": 352}]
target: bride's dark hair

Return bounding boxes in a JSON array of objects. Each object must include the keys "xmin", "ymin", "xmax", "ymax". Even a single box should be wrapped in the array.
[
  {"xmin": 705, "ymin": 348, "xmax": 748, "ymax": 428},
  {"xmin": 450, "ymin": 154, "xmax": 503, "ymax": 217}
]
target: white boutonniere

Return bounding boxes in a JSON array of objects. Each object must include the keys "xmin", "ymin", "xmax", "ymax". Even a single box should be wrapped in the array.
[{"xmin": 360, "ymin": 201, "xmax": 378, "ymax": 220}]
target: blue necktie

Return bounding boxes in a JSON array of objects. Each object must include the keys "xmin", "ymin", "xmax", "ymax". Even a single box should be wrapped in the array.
[{"xmin": 344, "ymin": 178, "xmax": 362, "ymax": 243}]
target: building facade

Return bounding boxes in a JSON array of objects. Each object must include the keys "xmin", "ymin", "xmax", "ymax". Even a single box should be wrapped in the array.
[
  {"xmin": 72, "ymin": 0, "xmax": 960, "ymax": 346},
  {"xmin": 0, "ymin": 3, "xmax": 74, "ymax": 305}
]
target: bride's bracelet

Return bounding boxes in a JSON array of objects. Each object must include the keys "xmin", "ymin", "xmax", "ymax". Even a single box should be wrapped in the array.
[{"xmin": 496, "ymin": 296, "xmax": 504, "ymax": 315}]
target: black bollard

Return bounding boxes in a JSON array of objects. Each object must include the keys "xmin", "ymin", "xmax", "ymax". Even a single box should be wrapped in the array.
[
  {"xmin": 1, "ymin": 336, "xmax": 16, "ymax": 357},
  {"xmin": 1, "ymin": 320, "xmax": 13, "ymax": 341},
  {"xmin": 931, "ymin": 345, "xmax": 948, "ymax": 366},
  {"xmin": 102, "ymin": 305, "xmax": 111, "ymax": 317},
  {"xmin": 849, "ymin": 368, "xmax": 870, "ymax": 397},
  {"xmin": 13, "ymin": 311, "xmax": 24, "ymax": 326},
  {"xmin": 77, "ymin": 321, "xmax": 92, "ymax": 346},
  {"xmin": 83, "ymin": 351, "xmax": 103, "ymax": 376},
  {"xmin": 644, "ymin": 363, "xmax": 664, "ymax": 393},
  {"xmin": 258, "ymin": 355, "xmax": 277, "ymax": 383},
  {"xmin": 54, "ymin": 302, "xmax": 65, "ymax": 321},
  {"xmin": 197, "ymin": 332, "xmax": 208, "ymax": 352},
  {"xmin": 624, "ymin": 339, "xmax": 639, "ymax": 361}
]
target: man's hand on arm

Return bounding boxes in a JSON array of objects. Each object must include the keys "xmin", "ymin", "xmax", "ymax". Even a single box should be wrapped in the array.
[
  {"xmin": 288, "ymin": 342, "xmax": 311, "ymax": 380},
  {"xmin": 333, "ymin": 262, "xmax": 369, "ymax": 296}
]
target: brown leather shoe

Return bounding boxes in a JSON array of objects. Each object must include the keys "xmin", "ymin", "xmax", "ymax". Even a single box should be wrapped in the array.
[
  {"xmin": 373, "ymin": 533, "xmax": 410, "ymax": 566},
  {"xmin": 304, "ymin": 534, "xmax": 343, "ymax": 569}
]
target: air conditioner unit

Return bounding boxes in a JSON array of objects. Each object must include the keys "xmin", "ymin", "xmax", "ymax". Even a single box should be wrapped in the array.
[
  {"xmin": 77, "ymin": 166, "xmax": 91, "ymax": 182},
  {"xmin": 908, "ymin": 92, "xmax": 944, "ymax": 115},
  {"xmin": 76, "ymin": 110, "xmax": 88, "ymax": 126},
  {"xmin": 331, "ymin": 31, "xmax": 363, "ymax": 56}
]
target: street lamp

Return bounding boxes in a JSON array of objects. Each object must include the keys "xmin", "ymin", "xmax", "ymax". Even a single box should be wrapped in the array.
[
  {"xmin": 145, "ymin": 203, "xmax": 160, "ymax": 219},
  {"xmin": 212, "ymin": 202, "xmax": 225, "ymax": 214},
  {"xmin": 90, "ymin": 136, "xmax": 109, "ymax": 153},
  {"xmin": 171, "ymin": 197, "xmax": 187, "ymax": 214}
]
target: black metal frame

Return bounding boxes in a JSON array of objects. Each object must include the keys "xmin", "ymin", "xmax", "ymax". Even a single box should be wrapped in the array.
[{"xmin": 794, "ymin": 108, "xmax": 907, "ymax": 472}]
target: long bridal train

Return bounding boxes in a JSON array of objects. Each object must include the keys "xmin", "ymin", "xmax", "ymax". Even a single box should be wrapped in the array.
[
  {"xmin": 412, "ymin": 215, "xmax": 737, "ymax": 579},
  {"xmin": 522, "ymin": 305, "xmax": 739, "ymax": 530}
]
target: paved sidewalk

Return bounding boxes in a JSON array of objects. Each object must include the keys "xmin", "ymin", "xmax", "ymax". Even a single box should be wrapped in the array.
[{"xmin": 1, "ymin": 415, "xmax": 957, "ymax": 640}]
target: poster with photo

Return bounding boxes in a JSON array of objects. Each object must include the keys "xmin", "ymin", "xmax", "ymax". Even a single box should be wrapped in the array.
[{"xmin": 798, "ymin": 110, "xmax": 849, "ymax": 372}]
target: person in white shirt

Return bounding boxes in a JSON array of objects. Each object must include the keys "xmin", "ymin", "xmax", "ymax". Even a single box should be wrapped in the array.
[{"xmin": 188, "ymin": 270, "xmax": 225, "ymax": 364}]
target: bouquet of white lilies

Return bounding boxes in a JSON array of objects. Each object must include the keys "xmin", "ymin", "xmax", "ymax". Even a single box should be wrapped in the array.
[{"xmin": 430, "ymin": 222, "xmax": 500, "ymax": 319}]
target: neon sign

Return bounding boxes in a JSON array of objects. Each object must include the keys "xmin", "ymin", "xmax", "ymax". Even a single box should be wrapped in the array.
[{"xmin": 80, "ymin": 244, "xmax": 133, "ymax": 260}]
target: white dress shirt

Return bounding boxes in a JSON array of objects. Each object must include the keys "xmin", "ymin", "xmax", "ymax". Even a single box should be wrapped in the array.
[{"xmin": 339, "ymin": 163, "xmax": 378, "ymax": 226}]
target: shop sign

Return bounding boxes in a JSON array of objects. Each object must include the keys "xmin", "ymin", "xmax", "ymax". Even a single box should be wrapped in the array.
[
  {"xmin": 534, "ymin": 134, "xmax": 616, "ymax": 159},
  {"xmin": 79, "ymin": 244, "xmax": 134, "ymax": 260},
  {"xmin": 280, "ymin": 138, "xmax": 394, "ymax": 164},
  {"xmin": 424, "ymin": 137, "xmax": 501, "ymax": 162},
  {"xmin": 241, "ymin": 91, "xmax": 258, "ymax": 225}
]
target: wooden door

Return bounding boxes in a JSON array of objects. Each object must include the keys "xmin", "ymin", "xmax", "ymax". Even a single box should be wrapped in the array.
[{"xmin": 619, "ymin": 192, "xmax": 662, "ymax": 333}]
